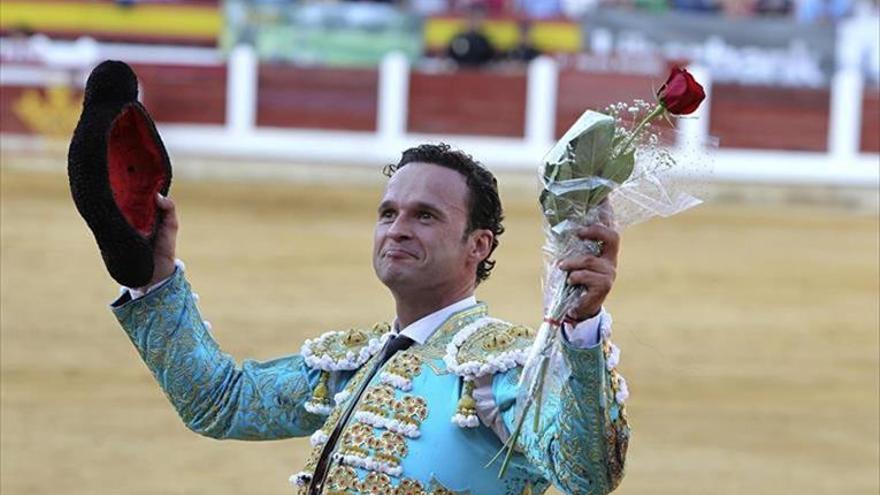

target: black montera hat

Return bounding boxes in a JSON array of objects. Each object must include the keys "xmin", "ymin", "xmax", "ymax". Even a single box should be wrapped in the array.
[{"xmin": 68, "ymin": 60, "xmax": 172, "ymax": 288}]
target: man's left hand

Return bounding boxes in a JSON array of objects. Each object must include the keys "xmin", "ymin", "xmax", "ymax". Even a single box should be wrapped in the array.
[{"xmin": 557, "ymin": 223, "xmax": 620, "ymax": 321}]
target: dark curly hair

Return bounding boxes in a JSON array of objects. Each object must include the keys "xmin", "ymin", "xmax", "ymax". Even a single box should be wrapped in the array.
[{"xmin": 383, "ymin": 143, "xmax": 505, "ymax": 285}]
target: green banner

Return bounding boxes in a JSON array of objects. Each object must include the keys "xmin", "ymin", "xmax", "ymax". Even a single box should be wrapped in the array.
[{"xmin": 222, "ymin": 1, "xmax": 423, "ymax": 67}]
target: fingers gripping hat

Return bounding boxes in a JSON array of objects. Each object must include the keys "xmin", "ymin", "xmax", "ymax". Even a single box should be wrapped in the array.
[{"xmin": 68, "ymin": 60, "xmax": 172, "ymax": 288}]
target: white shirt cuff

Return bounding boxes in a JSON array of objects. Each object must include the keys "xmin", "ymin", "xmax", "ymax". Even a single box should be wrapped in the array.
[
  {"xmin": 122, "ymin": 259, "xmax": 185, "ymax": 300},
  {"xmin": 562, "ymin": 308, "xmax": 605, "ymax": 348}
]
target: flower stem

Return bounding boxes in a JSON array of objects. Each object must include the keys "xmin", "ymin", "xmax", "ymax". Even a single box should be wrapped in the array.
[
  {"xmin": 494, "ymin": 281, "xmax": 578, "ymax": 478},
  {"xmin": 532, "ymin": 356, "xmax": 550, "ymax": 433},
  {"xmin": 495, "ymin": 394, "xmax": 529, "ymax": 476},
  {"xmin": 617, "ymin": 104, "xmax": 665, "ymax": 156}
]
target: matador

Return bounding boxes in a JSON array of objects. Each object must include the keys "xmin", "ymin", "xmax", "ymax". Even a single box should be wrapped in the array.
[{"xmin": 69, "ymin": 61, "xmax": 630, "ymax": 495}]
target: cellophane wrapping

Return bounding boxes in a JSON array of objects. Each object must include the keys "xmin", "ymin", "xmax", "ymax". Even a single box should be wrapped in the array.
[{"xmin": 514, "ymin": 105, "xmax": 712, "ymax": 444}]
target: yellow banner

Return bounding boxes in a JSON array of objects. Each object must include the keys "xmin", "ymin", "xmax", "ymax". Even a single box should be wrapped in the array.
[
  {"xmin": 0, "ymin": 1, "xmax": 220, "ymax": 38},
  {"xmin": 425, "ymin": 17, "xmax": 581, "ymax": 53}
]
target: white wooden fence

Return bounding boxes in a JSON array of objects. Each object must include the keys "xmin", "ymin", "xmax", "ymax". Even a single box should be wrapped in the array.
[{"xmin": 1, "ymin": 29, "xmax": 877, "ymax": 187}]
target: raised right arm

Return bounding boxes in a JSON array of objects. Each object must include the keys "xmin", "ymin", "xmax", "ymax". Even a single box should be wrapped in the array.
[{"xmin": 111, "ymin": 265, "xmax": 329, "ymax": 440}]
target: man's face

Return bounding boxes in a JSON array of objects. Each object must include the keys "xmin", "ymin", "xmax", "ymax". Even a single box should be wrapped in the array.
[{"xmin": 373, "ymin": 162, "xmax": 487, "ymax": 296}]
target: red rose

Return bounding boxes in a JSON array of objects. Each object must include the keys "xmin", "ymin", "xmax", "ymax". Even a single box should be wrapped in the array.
[{"xmin": 657, "ymin": 67, "xmax": 705, "ymax": 115}]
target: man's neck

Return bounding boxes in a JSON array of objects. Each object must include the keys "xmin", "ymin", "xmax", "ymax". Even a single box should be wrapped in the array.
[{"xmin": 393, "ymin": 286, "xmax": 475, "ymax": 329}]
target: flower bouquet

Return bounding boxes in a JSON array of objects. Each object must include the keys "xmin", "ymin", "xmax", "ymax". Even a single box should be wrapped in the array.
[{"xmin": 494, "ymin": 67, "xmax": 709, "ymax": 476}]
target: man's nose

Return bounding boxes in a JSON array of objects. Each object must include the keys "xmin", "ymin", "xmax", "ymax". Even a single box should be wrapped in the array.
[{"xmin": 386, "ymin": 216, "xmax": 412, "ymax": 239}]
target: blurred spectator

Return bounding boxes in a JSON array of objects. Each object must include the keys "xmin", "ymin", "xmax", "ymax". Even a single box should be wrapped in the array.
[
  {"xmin": 561, "ymin": 0, "xmax": 600, "ymax": 18},
  {"xmin": 447, "ymin": 6, "xmax": 496, "ymax": 67},
  {"xmin": 453, "ymin": 0, "xmax": 510, "ymax": 15},
  {"xmin": 487, "ymin": 0, "xmax": 512, "ymax": 14},
  {"xmin": 671, "ymin": 0, "xmax": 723, "ymax": 12},
  {"xmin": 795, "ymin": 0, "xmax": 854, "ymax": 22},
  {"xmin": 515, "ymin": 0, "xmax": 563, "ymax": 18},
  {"xmin": 632, "ymin": 0, "xmax": 671, "ymax": 12},
  {"xmin": 719, "ymin": 0, "xmax": 755, "ymax": 17},
  {"xmin": 506, "ymin": 20, "xmax": 541, "ymax": 62},
  {"xmin": 753, "ymin": 0, "xmax": 792, "ymax": 14},
  {"xmin": 408, "ymin": 0, "xmax": 449, "ymax": 15}
]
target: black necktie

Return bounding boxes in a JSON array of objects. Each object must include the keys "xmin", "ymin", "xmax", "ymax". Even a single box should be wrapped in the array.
[
  {"xmin": 383, "ymin": 333, "xmax": 416, "ymax": 360},
  {"xmin": 308, "ymin": 333, "xmax": 415, "ymax": 494}
]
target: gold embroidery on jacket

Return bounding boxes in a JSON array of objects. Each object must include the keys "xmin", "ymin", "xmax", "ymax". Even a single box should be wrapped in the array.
[
  {"xmin": 394, "ymin": 394, "xmax": 428, "ymax": 426},
  {"xmin": 455, "ymin": 323, "xmax": 534, "ymax": 369},
  {"xmin": 418, "ymin": 305, "xmax": 490, "ymax": 368},
  {"xmin": 297, "ymin": 305, "xmax": 492, "ymax": 491},
  {"xmin": 322, "ymin": 465, "xmax": 468, "ymax": 494},
  {"xmin": 337, "ymin": 423, "xmax": 409, "ymax": 473},
  {"xmin": 381, "ymin": 352, "xmax": 424, "ymax": 389}
]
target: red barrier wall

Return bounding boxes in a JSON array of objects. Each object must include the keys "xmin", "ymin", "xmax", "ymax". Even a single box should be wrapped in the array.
[
  {"xmin": 709, "ymin": 84, "xmax": 830, "ymax": 151},
  {"xmin": 256, "ymin": 65, "xmax": 379, "ymax": 132},
  {"xmin": 407, "ymin": 69, "xmax": 527, "ymax": 137},
  {"xmin": 0, "ymin": 63, "xmax": 868, "ymax": 158},
  {"xmin": 131, "ymin": 64, "xmax": 226, "ymax": 125},
  {"xmin": 555, "ymin": 71, "xmax": 665, "ymax": 139}
]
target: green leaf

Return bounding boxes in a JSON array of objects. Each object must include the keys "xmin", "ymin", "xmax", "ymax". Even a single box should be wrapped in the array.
[
  {"xmin": 539, "ymin": 110, "xmax": 618, "ymax": 228},
  {"xmin": 542, "ymin": 111, "xmax": 613, "ymax": 171},
  {"xmin": 571, "ymin": 119, "xmax": 615, "ymax": 178},
  {"xmin": 588, "ymin": 150, "xmax": 635, "ymax": 208},
  {"xmin": 602, "ymin": 149, "xmax": 636, "ymax": 185},
  {"xmin": 539, "ymin": 190, "xmax": 564, "ymax": 228}
]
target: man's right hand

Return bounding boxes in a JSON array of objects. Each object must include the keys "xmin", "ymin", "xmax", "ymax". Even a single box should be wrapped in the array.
[{"xmin": 145, "ymin": 193, "xmax": 179, "ymax": 287}]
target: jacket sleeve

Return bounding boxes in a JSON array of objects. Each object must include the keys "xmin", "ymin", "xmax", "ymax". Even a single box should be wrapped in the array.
[
  {"xmin": 110, "ymin": 266, "xmax": 333, "ymax": 440},
  {"xmin": 497, "ymin": 311, "xmax": 630, "ymax": 494}
]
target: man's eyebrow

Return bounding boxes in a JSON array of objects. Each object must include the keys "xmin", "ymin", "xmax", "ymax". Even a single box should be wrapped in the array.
[
  {"xmin": 413, "ymin": 201, "xmax": 447, "ymax": 219},
  {"xmin": 377, "ymin": 200, "xmax": 448, "ymax": 218}
]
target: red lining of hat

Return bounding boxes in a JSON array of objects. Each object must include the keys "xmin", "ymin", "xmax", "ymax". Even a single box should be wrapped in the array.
[{"xmin": 107, "ymin": 104, "xmax": 166, "ymax": 237}]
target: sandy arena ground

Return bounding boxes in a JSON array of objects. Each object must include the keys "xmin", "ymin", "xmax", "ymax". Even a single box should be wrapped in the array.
[{"xmin": 1, "ymin": 164, "xmax": 878, "ymax": 495}]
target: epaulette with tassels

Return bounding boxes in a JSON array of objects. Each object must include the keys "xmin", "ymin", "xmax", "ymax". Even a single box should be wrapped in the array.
[
  {"xmin": 444, "ymin": 317, "xmax": 535, "ymax": 427},
  {"xmin": 300, "ymin": 322, "xmax": 394, "ymax": 415}
]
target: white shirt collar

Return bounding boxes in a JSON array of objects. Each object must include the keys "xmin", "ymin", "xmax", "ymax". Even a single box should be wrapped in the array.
[{"xmin": 396, "ymin": 296, "xmax": 478, "ymax": 345}]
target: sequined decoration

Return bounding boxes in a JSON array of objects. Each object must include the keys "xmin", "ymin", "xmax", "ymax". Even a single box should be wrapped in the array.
[
  {"xmin": 322, "ymin": 465, "xmax": 468, "ymax": 495},
  {"xmin": 354, "ymin": 384, "xmax": 429, "ymax": 438},
  {"xmin": 380, "ymin": 352, "xmax": 424, "ymax": 391}
]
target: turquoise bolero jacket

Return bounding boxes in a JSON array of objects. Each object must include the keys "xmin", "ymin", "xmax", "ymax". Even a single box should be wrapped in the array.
[{"xmin": 112, "ymin": 267, "xmax": 630, "ymax": 495}]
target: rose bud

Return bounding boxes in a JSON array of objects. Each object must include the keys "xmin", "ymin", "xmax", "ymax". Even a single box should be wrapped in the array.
[{"xmin": 657, "ymin": 67, "xmax": 705, "ymax": 115}]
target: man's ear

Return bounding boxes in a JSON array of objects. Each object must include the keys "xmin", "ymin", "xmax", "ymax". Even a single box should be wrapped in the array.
[{"xmin": 469, "ymin": 229, "xmax": 494, "ymax": 264}]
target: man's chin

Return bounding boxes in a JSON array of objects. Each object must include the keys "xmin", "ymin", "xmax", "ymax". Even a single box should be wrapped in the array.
[{"xmin": 376, "ymin": 265, "xmax": 417, "ymax": 289}]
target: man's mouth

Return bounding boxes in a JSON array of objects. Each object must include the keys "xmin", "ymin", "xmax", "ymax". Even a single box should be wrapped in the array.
[{"xmin": 383, "ymin": 247, "xmax": 417, "ymax": 260}]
